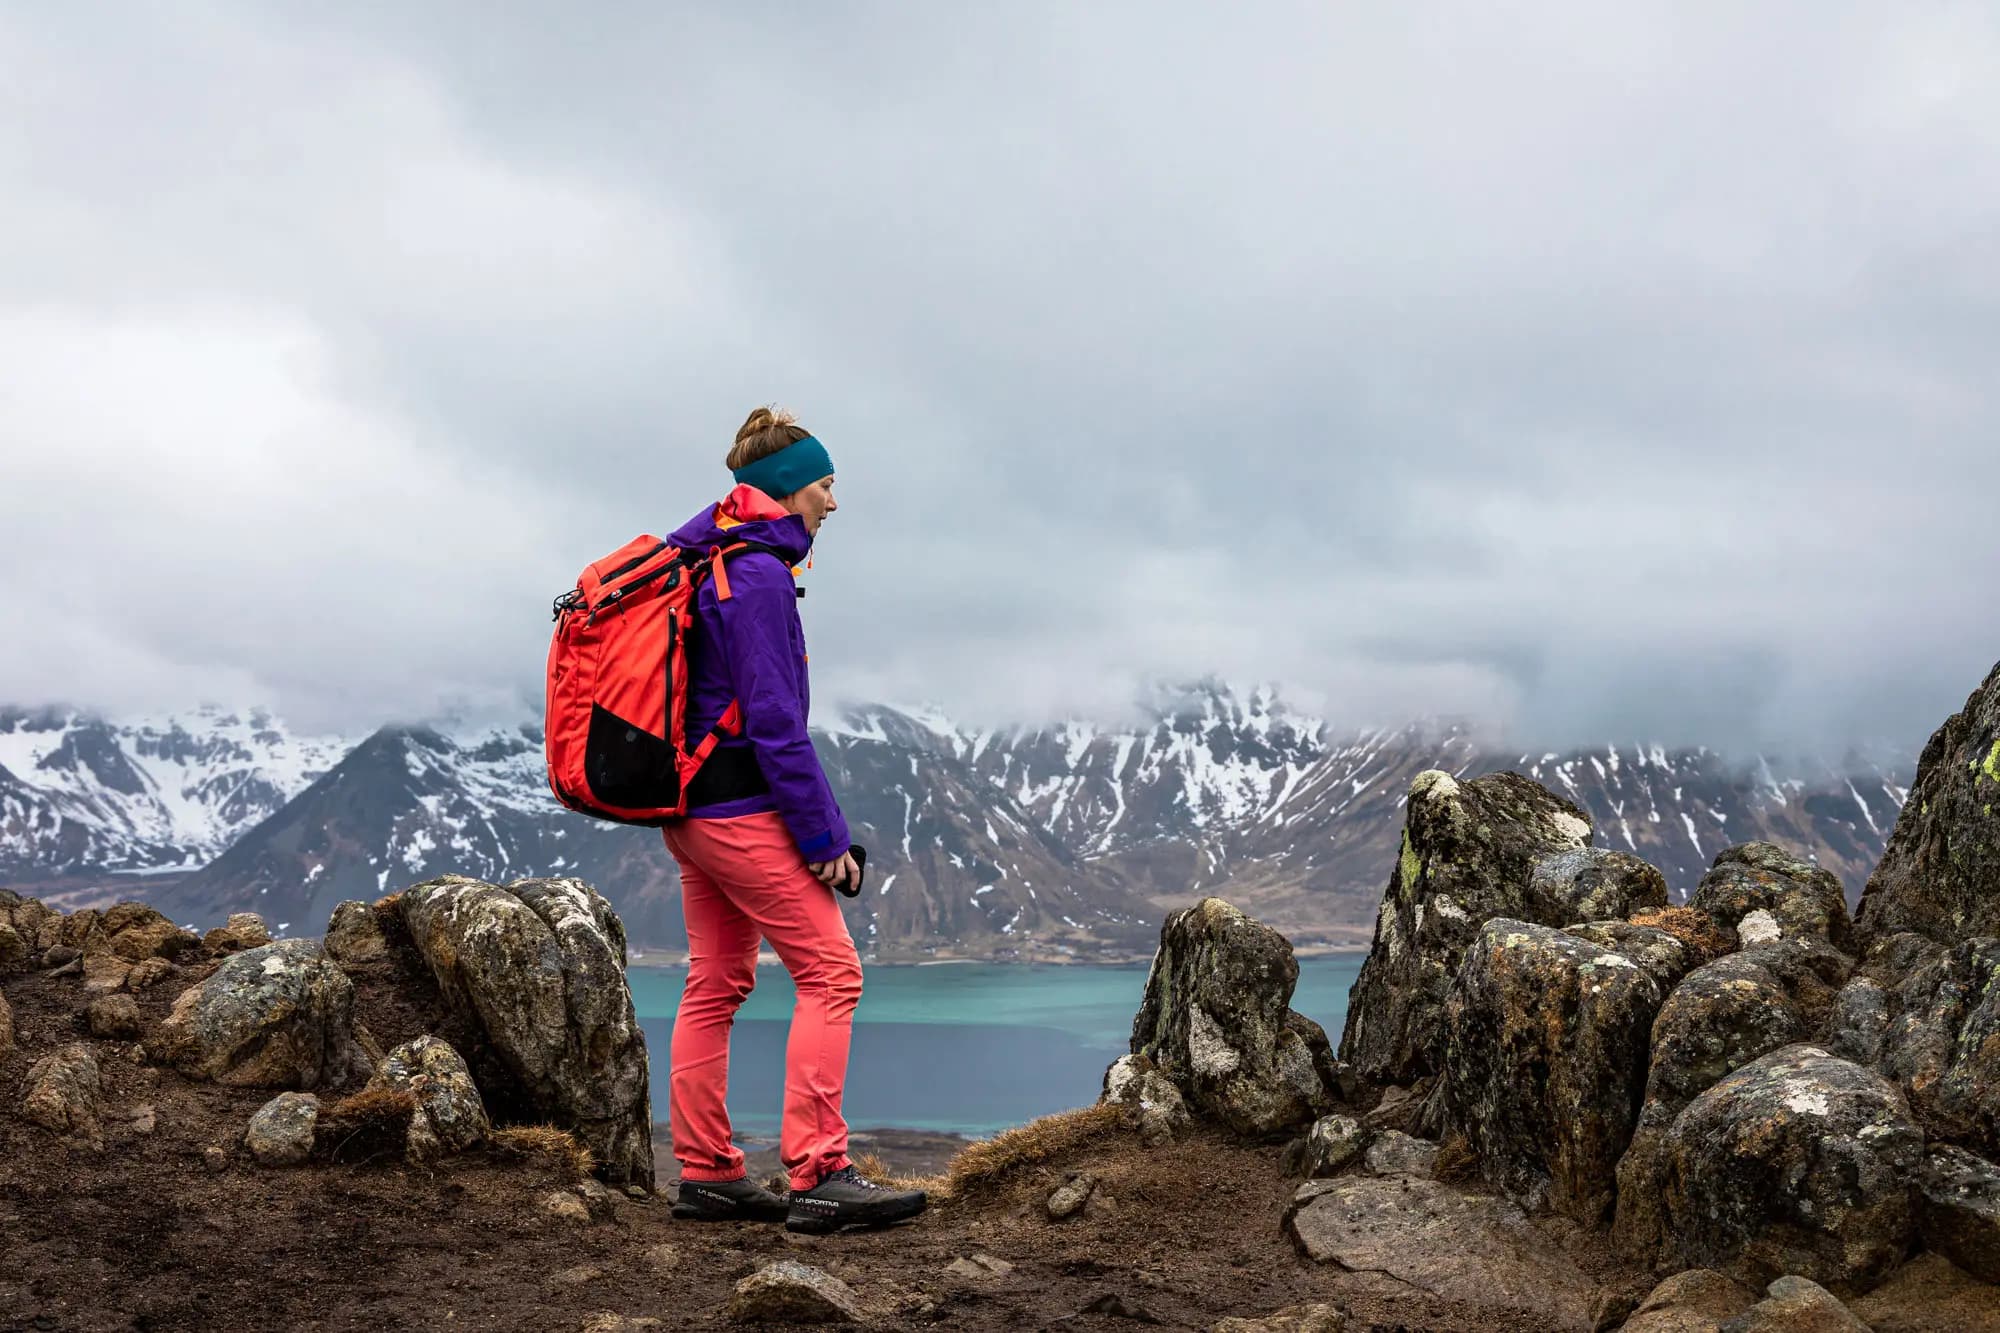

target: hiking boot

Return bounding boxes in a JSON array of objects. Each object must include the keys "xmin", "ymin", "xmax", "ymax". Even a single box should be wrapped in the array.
[
  {"xmin": 784, "ymin": 1165, "xmax": 928, "ymax": 1234},
  {"xmin": 671, "ymin": 1175, "xmax": 789, "ymax": 1222}
]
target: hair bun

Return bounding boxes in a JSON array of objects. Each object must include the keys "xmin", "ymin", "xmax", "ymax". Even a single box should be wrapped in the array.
[{"xmin": 735, "ymin": 405, "xmax": 796, "ymax": 446}]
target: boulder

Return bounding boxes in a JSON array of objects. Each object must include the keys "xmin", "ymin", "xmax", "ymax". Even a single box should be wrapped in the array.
[
  {"xmin": 397, "ymin": 875, "xmax": 653, "ymax": 1187},
  {"xmin": 1688, "ymin": 843, "xmax": 1855, "ymax": 955},
  {"xmin": 1099, "ymin": 1053, "xmax": 1193, "ymax": 1146},
  {"xmin": 371, "ymin": 1035, "xmax": 489, "ymax": 1159},
  {"xmin": 1915, "ymin": 1144, "xmax": 2000, "ymax": 1284},
  {"xmin": 1212, "ymin": 1305, "xmax": 1347, "ymax": 1333},
  {"xmin": 1855, "ymin": 659, "xmax": 2000, "ymax": 946},
  {"xmin": 0, "ymin": 920, "xmax": 27, "ymax": 974},
  {"xmin": 1529, "ymin": 846, "xmax": 1668, "ymax": 922},
  {"xmin": 244, "ymin": 1092, "xmax": 320, "ymax": 1165},
  {"xmin": 1823, "ymin": 978, "xmax": 1891, "ymax": 1067},
  {"xmin": 5, "ymin": 895, "xmax": 60, "ymax": 955},
  {"xmin": 86, "ymin": 993, "xmax": 141, "ymax": 1039},
  {"xmin": 1127, "ymin": 898, "xmax": 1334, "ymax": 1136},
  {"xmin": 1719, "ymin": 1276, "xmax": 1868, "ymax": 1332},
  {"xmin": 126, "ymin": 957, "xmax": 174, "ymax": 991},
  {"xmin": 1654, "ymin": 1044, "xmax": 1924, "ymax": 1292},
  {"xmin": 21, "ymin": 1043, "xmax": 104, "ymax": 1148},
  {"xmin": 728, "ymin": 1261, "xmax": 863, "ymax": 1325},
  {"xmin": 1849, "ymin": 1251, "xmax": 2000, "ymax": 1333},
  {"xmin": 1612, "ymin": 940, "xmax": 1853, "ymax": 1259},
  {"xmin": 154, "ymin": 939, "xmax": 364, "ymax": 1088},
  {"xmin": 1283, "ymin": 1176, "xmax": 1599, "ymax": 1330},
  {"xmin": 1437, "ymin": 920, "xmax": 1665, "ymax": 1221},
  {"xmin": 1880, "ymin": 937, "xmax": 2000, "ymax": 1154},
  {"xmin": 324, "ymin": 900, "xmax": 388, "ymax": 966},
  {"xmin": 225, "ymin": 913, "xmax": 272, "ymax": 948},
  {"xmin": 1362, "ymin": 1130, "xmax": 1437, "ymax": 1178},
  {"xmin": 1562, "ymin": 919, "xmax": 1699, "ymax": 994},
  {"xmin": 1289, "ymin": 1115, "xmax": 1369, "ymax": 1178},
  {"xmin": 1621, "ymin": 1269, "xmax": 1759, "ymax": 1333},
  {"xmin": 1339, "ymin": 770, "xmax": 1595, "ymax": 1085},
  {"xmin": 96, "ymin": 903, "xmax": 200, "ymax": 962},
  {"xmin": 1857, "ymin": 930, "xmax": 1941, "ymax": 988}
]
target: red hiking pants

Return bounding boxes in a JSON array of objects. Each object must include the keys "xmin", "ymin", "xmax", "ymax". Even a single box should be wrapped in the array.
[{"xmin": 663, "ymin": 812, "xmax": 861, "ymax": 1191}]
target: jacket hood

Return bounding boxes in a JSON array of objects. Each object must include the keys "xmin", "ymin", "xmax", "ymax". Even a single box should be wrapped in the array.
[{"xmin": 667, "ymin": 483, "xmax": 813, "ymax": 564}]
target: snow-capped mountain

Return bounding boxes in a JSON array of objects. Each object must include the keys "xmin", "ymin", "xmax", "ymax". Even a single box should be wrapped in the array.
[
  {"xmin": 0, "ymin": 705, "xmax": 349, "ymax": 876},
  {"xmin": 0, "ymin": 685, "xmax": 1914, "ymax": 961}
]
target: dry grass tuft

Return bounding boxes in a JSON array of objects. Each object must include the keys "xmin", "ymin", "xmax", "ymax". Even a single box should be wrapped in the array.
[
  {"xmin": 488, "ymin": 1124, "xmax": 596, "ymax": 1180},
  {"xmin": 942, "ymin": 1103, "xmax": 1128, "ymax": 1199},
  {"xmin": 313, "ymin": 1086, "xmax": 417, "ymax": 1165},
  {"xmin": 1629, "ymin": 906, "xmax": 1734, "ymax": 965},
  {"xmin": 848, "ymin": 1149, "xmax": 935, "ymax": 1194}
]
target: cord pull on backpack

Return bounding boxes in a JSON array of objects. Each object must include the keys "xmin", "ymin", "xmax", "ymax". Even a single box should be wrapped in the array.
[{"xmin": 544, "ymin": 535, "xmax": 778, "ymax": 825}]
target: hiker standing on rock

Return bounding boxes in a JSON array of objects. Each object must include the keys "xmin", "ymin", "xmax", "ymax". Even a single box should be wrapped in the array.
[{"xmin": 660, "ymin": 406, "xmax": 926, "ymax": 1234}]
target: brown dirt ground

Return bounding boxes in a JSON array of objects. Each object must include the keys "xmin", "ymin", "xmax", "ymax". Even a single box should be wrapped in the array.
[{"xmin": 2, "ymin": 941, "xmax": 1993, "ymax": 1333}]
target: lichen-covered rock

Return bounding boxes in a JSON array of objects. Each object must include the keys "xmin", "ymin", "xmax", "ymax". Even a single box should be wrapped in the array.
[
  {"xmin": 1339, "ymin": 770, "xmax": 1594, "ymax": 1085},
  {"xmin": 1722, "ymin": 1276, "xmax": 1869, "ymax": 1332},
  {"xmin": 225, "ymin": 913, "xmax": 272, "ymax": 948},
  {"xmin": 324, "ymin": 900, "xmax": 388, "ymax": 966},
  {"xmin": 1612, "ymin": 939, "xmax": 1853, "ymax": 1259},
  {"xmin": 1824, "ymin": 978, "xmax": 1891, "ymax": 1067},
  {"xmin": 1290, "ymin": 1114, "xmax": 1369, "ymax": 1178},
  {"xmin": 22, "ymin": 1043, "xmax": 104, "ymax": 1148},
  {"xmin": 154, "ymin": 939, "xmax": 364, "ymax": 1088},
  {"xmin": 1561, "ymin": 920, "xmax": 1697, "ymax": 995},
  {"xmin": 1915, "ymin": 1144, "xmax": 2000, "ymax": 1285},
  {"xmin": 728, "ymin": 1260, "xmax": 862, "ymax": 1324},
  {"xmin": 1529, "ymin": 847, "xmax": 1668, "ymax": 922},
  {"xmin": 1046, "ymin": 1173, "xmax": 1094, "ymax": 1219},
  {"xmin": 96, "ymin": 903, "xmax": 201, "ymax": 962},
  {"xmin": 1128, "ymin": 898, "xmax": 1334, "ymax": 1136},
  {"xmin": 1654, "ymin": 1044, "xmax": 1923, "ymax": 1292},
  {"xmin": 371, "ymin": 1034, "xmax": 489, "ymax": 1159},
  {"xmin": 1099, "ymin": 1053, "xmax": 1193, "ymax": 1146},
  {"xmin": 398, "ymin": 875, "xmax": 653, "ymax": 1187},
  {"xmin": 1621, "ymin": 1269, "xmax": 1758, "ymax": 1333},
  {"xmin": 1856, "ymin": 659, "xmax": 2000, "ymax": 947},
  {"xmin": 1689, "ymin": 843, "xmax": 1854, "ymax": 955},
  {"xmin": 86, "ymin": 992, "xmax": 141, "ymax": 1039},
  {"xmin": 1857, "ymin": 930, "xmax": 1941, "ymax": 988},
  {"xmin": 1284, "ymin": 1176, "xmax": 1599, "ymax": 1330},
  {"xmin": 1362, "ymin": 1130, "xmax": 1438, "ymax": 1179},
  {"xmin": 244, "ymin": 1092, "xmax": 320, "ymax": 1165},
  {"xmin": 1880, "ymin": 937, "xmax": 2000, "ymax": 1154},
  {"xmin": 1437, "ymin": 920, "xmax": 1664, "ymax": 1222}
]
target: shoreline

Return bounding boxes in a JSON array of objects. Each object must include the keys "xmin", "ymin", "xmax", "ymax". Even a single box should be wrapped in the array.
[{"xmin": 625, "ymin": 944, "xmax": 1371, "ymax": 970}]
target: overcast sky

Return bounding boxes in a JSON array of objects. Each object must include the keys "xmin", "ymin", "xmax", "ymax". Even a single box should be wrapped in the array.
[{"xmin": 2, "ymin": 3, "xmax": 1994, "ymax": 752}]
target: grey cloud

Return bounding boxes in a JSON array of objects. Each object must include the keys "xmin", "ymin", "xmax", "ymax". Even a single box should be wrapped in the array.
[{"xmin": 1, "ymin": 3, "xmax": 1995, "ymax": 751}]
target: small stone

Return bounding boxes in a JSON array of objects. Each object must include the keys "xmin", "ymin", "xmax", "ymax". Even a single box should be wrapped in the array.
[
  {"xmin": 244, "ymin": 1092, "xmax": 320, "ymax": 1166},
  {"xmin": 1047, "ymin": 1173, "xmax": 1095, "ymax": 1220},
  {"xmin": 21, "ymin": 1043, "xmax": 104, "ymax": 1148},
  {"xmin": 641, "ymin": 1243, "xmax": 680, "ymax": 1274},
  {"xmin": 1363, "ymin": 1130, "xmax": 1438, "ymax": 1178},
  {"xmin": 728, "ymin": 1260, "xmax": 862, "ymax": 1324},
  {"xmin": 944, "ymin": 1253, "xmax": 1014, "ymax": 1280},
  {"xmin": 1718, "ymin": 1275, "xmax": 1868, "ymax": 1332},
  {"xmin": 623, "ymin": 1183, "xmax": 649, "ymax": 1200},
  {"xmin": 225, "ymin": 913, "xmax": 272, "ymax": 947},
  {"xmin": 126, "ymin": 957, "xmax": 174, "ymax": 991},
  {"xmin": 1212, "ymin": 1304, "xmax": 1348, "ymax": 1333},
  {"xmin": 126, "ymin": 1105, "xmax": 157, "ymax": 1136},
  {"xmin": 550, "ymin": 1266, "xmax": 606, "ymax": 1287},
  {"xmin": 203, "ymin": 1145, "xmax": 228, "ymax": 1173},
  {"xmin": 579, "ymin": 1316, "xmax": 662, "ymax": 1333},
  {"xmin": 542, "ymin": 1190, "xmax": 592, "ymax": 1225},
  {"xmin": 86, "ymin": 993, "xmax": 141, "ymax": 1039},
  {"xmin": 1082, "ymin": 1293, "xmax": 1164, "ymax": 1324},
  {"xmin": 1293, "ymin": 1115, "xmax": 1369, "ymax": 1178},
  {"xmin": 82, "ymin": 953, "xmax": 132, "ymax": 993},
  {"xmin": 40, "ymin": 944, "xmax": 80, "ymax": 969}
]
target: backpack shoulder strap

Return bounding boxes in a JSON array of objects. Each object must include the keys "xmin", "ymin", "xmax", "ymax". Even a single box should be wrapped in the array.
[{"xmin": 698, "ymin": 540, "xmax": 795, "ymax": 603}]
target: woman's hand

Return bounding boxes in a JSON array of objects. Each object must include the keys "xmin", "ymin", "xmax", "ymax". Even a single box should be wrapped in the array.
[{"xmin": 808, "ymin": 851, "xmax": 859, "ymax": 893}]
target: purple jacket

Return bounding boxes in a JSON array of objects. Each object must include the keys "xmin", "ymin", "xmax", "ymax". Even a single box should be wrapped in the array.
[{"xmin": 668, "ymin": 485, "xmax": 850, "ymax": 861}]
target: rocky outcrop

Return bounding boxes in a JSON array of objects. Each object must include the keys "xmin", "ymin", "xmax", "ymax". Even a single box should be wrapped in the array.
[
  {"xmin": 1340, "ymin": 770, "xmax": 1597, "ymax": 1084},
  {"xmin": 1688, "ymin": 843, "xmax": 1855, "ymax": 955},
  {"xmin": 1437, "ymin": 919, "xmax": 1665, "ymax": 1223},
  {"xmin": 397, "ymin": 875, "xmax": 653, "ymax": 1187},
  {"xmin": 1654, "ymin": 1044, "xmax": 1924, "ymax": 1292},
  {"xmin": 324, "ymin": 900, "xmax": 388, "ymax": 966},
  {"xmin": 1283, "ymin": 1176, "xmax": 1599, "ymax": 1330},
  {"xmin": 154, "ymin": 939, "xmax": 365, "ymax": 1089},
  {"xmin": 1880, "ymin": 937, "xmax": 2000, "ymax": 1154},
  {"xmin": 1099, "ymin": 1053, "xmax": 1192, "ymax": 1146},
  {"xmin": 1856, "ymin": 660, "xmax": 2000, "ymax": 946},
  {"xmin": 371, "ymin": 1035, "xmax": 489, "ymax": 1159},
  {"xmin": 22, "ymin": 1042, "xmax": 105, "ymax": 1149},
  {"xmin": 1612, "ymin": 939, "xmax": 1852, "ymax": 1258},
  {"xmin": 1127, "ymin": 898, "xmax": 1335, "ymax": 1137},
  {"xmin": 1915, "ymin": 1144, "xmax": 2000, "ymax": 1284},
  {"xmin": 245, "ymin": 1092, "xmax": 321, "ymax": 1165}
]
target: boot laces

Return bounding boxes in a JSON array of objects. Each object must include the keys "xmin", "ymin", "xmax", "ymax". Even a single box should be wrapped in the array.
[{"xmin": 829, "ymin": 1166, "xmax": 879, "ymax": 1190}]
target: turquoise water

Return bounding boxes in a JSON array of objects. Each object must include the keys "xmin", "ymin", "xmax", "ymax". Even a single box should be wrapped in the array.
[{"xmin": 629, "ymin": 956, "xmax": 1361, "ymax": 1137}]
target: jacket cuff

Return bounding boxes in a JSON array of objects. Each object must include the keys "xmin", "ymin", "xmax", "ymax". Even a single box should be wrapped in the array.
[{"xmin": 796, "ymin": 829, "xmax": 840, "ymax": 861}]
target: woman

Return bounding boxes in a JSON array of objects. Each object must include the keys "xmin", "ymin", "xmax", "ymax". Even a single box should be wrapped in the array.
[{"xmin": 662, "ymin": 406, "xmax": 926, "ymax": 1235}]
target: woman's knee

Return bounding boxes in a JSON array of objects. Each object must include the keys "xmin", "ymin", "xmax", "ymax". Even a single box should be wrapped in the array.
[
  {"xmin": 685, "ymin": 953, "xmax": 757, "ymax": 1007},
  {"xmin": 794, "ymin": 938, "xmax": 862, "ymax": 1008}
]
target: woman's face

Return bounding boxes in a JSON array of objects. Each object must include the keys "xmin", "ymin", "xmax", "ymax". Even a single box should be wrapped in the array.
[{"xmin": 783, "ymin": 475, "xmax": 838, "ymax": 536}]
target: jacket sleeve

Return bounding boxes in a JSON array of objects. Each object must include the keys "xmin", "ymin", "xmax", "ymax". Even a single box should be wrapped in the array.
[{"xmin": 713, "ymin": 555, "xmax": 851, "ymax": 861}]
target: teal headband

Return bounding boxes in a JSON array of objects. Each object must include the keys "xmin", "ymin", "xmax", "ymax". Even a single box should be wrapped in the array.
[{"xmin": 732, "ymin": 435, "xmax": 834, "ymax": 498}]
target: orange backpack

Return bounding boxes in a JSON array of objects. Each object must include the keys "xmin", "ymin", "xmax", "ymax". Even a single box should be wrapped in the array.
[{"xmin": 544, "ymin": 534, "xmax": 778, "ymax": 824}]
